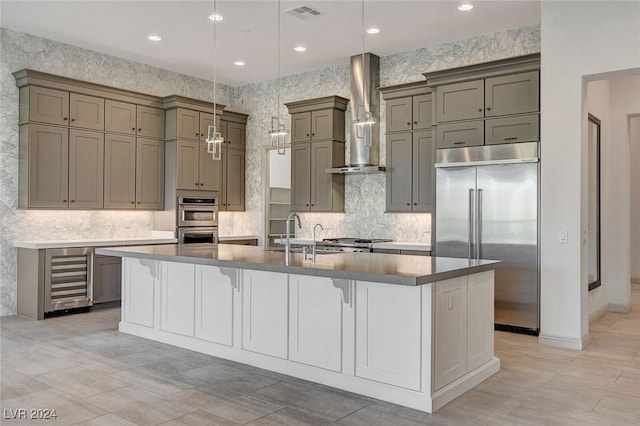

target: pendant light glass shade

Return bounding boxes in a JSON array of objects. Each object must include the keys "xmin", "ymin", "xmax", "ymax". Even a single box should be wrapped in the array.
[
  {"xmin": 206, "ymin": 0, "xmax": 223, "ymax": 160},
  {"xmin": 269, "ymin": 0, "xmax": 288, "ymax": 155}
]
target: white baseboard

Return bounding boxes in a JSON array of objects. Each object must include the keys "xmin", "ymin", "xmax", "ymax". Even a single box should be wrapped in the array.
[
  {"xmin": 608, "ymin": 303, "xmax": 631, "ymax": 313},
  {"xmin": 589, "ymin": 304, "xmax": 608, "ymax": 324},
  {"xmin": 538, "ymin": 332, "xmax": 590, "ymax": 351}
]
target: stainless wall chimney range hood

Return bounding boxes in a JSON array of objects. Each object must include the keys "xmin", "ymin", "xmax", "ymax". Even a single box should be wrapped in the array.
[{"xmin": 326, "ymin": 53, "xmax": 385, "ymax": 174}]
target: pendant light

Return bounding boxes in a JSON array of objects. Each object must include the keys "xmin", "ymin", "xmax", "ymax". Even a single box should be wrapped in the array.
[
  {"xmin": 353, "ymin": 0, "xmax": 375, "ymax": 146},
  {"xmin": 206, "ymin": 0, "xmax": 224, "ymax": 160},
  {"xmin": 268, "ymin": 0, "xmax": 287, "ymax": 155}
]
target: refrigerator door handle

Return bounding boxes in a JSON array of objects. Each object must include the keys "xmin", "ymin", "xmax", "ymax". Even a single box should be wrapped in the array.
[
  {"xmin": 477, "ymin": 188, "xmax": 483, "ymax": 260},
  {"xmin": 468, "ymin": 188, "xmax": 475, "ymax": 260}
]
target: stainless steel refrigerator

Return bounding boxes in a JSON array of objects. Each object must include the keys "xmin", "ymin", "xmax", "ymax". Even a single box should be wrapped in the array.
[{"xmin": 435, "ymin": 142, "xmax": 540, "ymax": 334}]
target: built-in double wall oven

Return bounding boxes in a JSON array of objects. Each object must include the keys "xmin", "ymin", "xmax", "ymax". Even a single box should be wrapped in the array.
[{"xmin": 177, "ymin": 197, "xmax": 218, "ymax": 244}]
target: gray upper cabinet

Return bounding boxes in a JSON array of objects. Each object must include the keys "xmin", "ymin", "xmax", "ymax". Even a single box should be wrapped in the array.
[
  {"xmin": 176, "ymin": 140, "xmax": 200, "ymax": 191},
  {"xmin": 285, "ymin": 96, "xmax": 348, "ymax": 213},
  {"xmin": 385, "ymin": 93, "xmax": 432, "ymax": 132},
  {"xmin": 105, "ymin": 100, "xmax": 137, "ymax": 135},
  {"xmin": 385, "ymin": 131, "xmax": 434, "ymax": 213},
  {"xmin": 20, "ymin": 124, "xmax": 69, "ymax": 208},
  {"xmin": 380, "ymin": 82, "xmax": 434, "ymax": 213},
  {"xmin": 199, "ymin": 141, "xmax": 222, "ymax": 192},
  {"xmin": 104, "ymin": 134, "xmax": 136, "ymax": 209},
  {"xmin": 484, "ymin": 71, "xmax": 539, "ymax": 117},
  {"xmin": 69, "ymin": 93, "xmax": 104, "ymax": 130},
  {"xmin": 136, "ymin": 106, "xmax": 165, "ymax": 139},
  {"xmin": 25, "ymin": 86, "xmax": 70, "ymax": 126},
  {"xmin": 435, "ymin": 80, "xmax": 484, "ymax": 123},
  {"xmin": 222, "ymin": 148, "xmax": 245, "ymax": 211},
  {"xmin": 136, "ymin": 138, "xmax": 164, "ymax": 210},
  {"xmin": 290, "ymin": 142, "xmax": 312, "ymax": 211},
  {"xmin": 176, "ymin": 108, "xmax": 200, "ymax": 140},
  {"xmin": 225, "ymin": 121, "xmax": 246, "ymax": 149},
  {"xmin": 424, "ymin": 54, "xmax": 541, "ymax": 148},
  {"xmin": 199, "ymin": 112, "xmax": 216, "ymax": 141},
  {"xmin": 68, "ymin": 129, "xmax": 104, "ymax": 209}
]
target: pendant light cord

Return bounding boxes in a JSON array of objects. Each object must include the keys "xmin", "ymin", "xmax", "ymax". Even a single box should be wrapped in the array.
[
  {"xmin": 361, "ymin": 0, "xmax": 366, "ymax": 117},
  {"xmin": 277, "ymin": 0, "xmax": 281, "ymax": 129},
  {"xmin": 213, "ymin": 0, "xmax": 218, "ymax": 126}
]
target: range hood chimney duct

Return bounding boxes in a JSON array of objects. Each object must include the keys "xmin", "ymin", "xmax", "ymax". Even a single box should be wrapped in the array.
[{"xmin": 326, "ymin": 52, "xmax": 384, "ymax": 174}]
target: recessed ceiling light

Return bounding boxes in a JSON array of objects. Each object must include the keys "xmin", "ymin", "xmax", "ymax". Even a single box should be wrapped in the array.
[
  {"xmin": 148, "ymin": 34, "xmax": 162, "ymax": 41},
  {"xmin": 458, "ymin": 3, "xmax": 473, "ymax": 11},
  {"xmin": 366, "ymin": 27, "xmax": 380, "ymax": 34},
  {"xmin": 209, "ymin": 14, "xmax": 223, "ymax": 21},
  {"xmin": 294, "ymin": 46, "xmax": 307, "ymax": 52},
  {"xmin": 234, "ymin": 61, "xmax": 245, "ymax": 67}
]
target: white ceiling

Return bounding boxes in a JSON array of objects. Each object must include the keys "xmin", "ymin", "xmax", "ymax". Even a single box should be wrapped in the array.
[{"xmin": 0, "ymin": 0, "xmax": 540, "ymax": 87}]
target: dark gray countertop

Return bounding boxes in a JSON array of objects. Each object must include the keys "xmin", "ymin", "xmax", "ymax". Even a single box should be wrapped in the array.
[{"xmin": 95, "ymin": 243, "xmax": 499, "ymax": 286}]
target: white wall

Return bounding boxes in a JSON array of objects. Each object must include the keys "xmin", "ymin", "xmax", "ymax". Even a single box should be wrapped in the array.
[
  {"xmin": 632, "ymin": 116, "xmax": 640, "ymax": 282},
  {"xmin": 268, "ymin": 148, "xmax": 291, "ymax": 189},
  {"xmin": 540, "ymin": 1, "xmax": 640, "ymax": 349}
]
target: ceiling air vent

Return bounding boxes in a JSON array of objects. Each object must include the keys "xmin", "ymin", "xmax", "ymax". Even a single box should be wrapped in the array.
[{"xmin": 286, "ymin": 5, "xmax": 322, "ymax": 19}]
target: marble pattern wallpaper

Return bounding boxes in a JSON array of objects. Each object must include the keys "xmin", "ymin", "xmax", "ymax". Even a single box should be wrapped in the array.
[{"xmin": 0, "ymin": 24, "xmax": 540, "ymax": 315}]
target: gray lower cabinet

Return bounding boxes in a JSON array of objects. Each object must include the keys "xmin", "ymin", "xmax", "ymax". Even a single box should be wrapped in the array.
[
  {"xmin": 386, "ymin": 130, "xmax": 434, "ymax": 212},
  {"xmin": 291, "ymin": 140, "xmax": 344, "ymax": 212},
  {"xmin": 93, "ymin": 255, "xmax": 122, "ymax": 304}
]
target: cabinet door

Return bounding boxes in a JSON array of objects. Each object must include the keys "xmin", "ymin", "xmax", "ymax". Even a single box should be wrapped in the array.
[
  {"xmin": 242, "ymin": 270, "xmax": 288, "ymax": 359},
  {"xmin": 224, "ymin": 148, "xmax": 245, "ymax": 211},
  {"xmin": 485, "ymin": 71, "xmax": 539, "ymax": 117},
  {"xmin": 412, "ymin": 94, "xmax": 432, "ymax": 130},
  {"xmin": 199, "ymin": 141, "xmax": 222, "ymax": 192},
  {"xmin": 310, "ymin": 140, "xmax": 333, "ymax": 211},
  {"xmin": 199, "ymin": 112, "xmax": 217, "ymax": 141},
  {"xmin": 226, "ymin": 122, "xmax": 246, "ymax": 149},
  {"xmin": 68, "ymin": 129, "xmax": 104, "ymax": 209},
  {"xmin": 104, "ymin": 134, "xmax": 136, "ymax": 209},
  {"xmin": 385, "ymin": 132, "xmax": 413, "ymax": 212},
  {"xmin": 176, "ymin": 108, "xmax": 200, "ymax": 140},
  {"xmin": 291, "ymin": 112, "xmax": 311, "ymax": 142},
  {"xmin": 355, "ymin": 281, "xmax": 422, "ymax": 391},
  {"xmin": 289, "ymin": 275, "xmax": 344, "ymax": 372},
  {"xmin": 436, "ymin": 120, "xmax": 484, "ymax": 149},
  {"xmin": 28, "ymin": 124, "xmax": 69, "ymax": 208},
  {"xmin": 93, "ymin": 256, "xmax": 122, "ymax": 304},
  {"xmin": 310, "ymin": 109, "xmax": 333, "ymax": 140},
  {"xmin": 385, "ymin": 97, "xmax": 412, "ymax": 132},
  {"xmin": 136, "ymin": 138, "xmax": 164, "ymax": 210},
  {"xmin": 105, "ymin": 100, "xmax": 137, "ymax": 135},
  {"xmin": 69, "ymin": 93, "xmax": 104, "ymax": 130},
  {"xmin": 290, "ymin": 142, "xmax": 311, "ymax": 211},
  {"xmin": 176, "ymin": 140, "xmax": 200, "ymax": 190},
  {"xmin": 412, "ymin": 130, "xmax": 434, "ymax": 212},
  {"xmin": 195, "ymin": 265, "xmax": 235, "ymax": 346},
  {"xmin": 435, "ymin": 80, "xmax": 484, "ymax": 122},
  {"xmin": 29, "ymin": 86, "xmax": 69, "ymax": 125},
  {"xmin": 485, "ymin": 114, "xmax": 539, "ymax": 145},
  {"xmin": 160, "ymin": 261, "xmax": 195, "ymax": 337},
  {"xmin": 467, "ymin": 271, "xmax": 494, "ymax": 372},
  {"xmin": 137, "ymin": 106, "xmax": 165, "ymax": 139},
  {"xmin": 122, "ymin": 258, "xmax": 156, "ymax": 328},
  {"xmin": 434, "ymin": 276, "xmax": 467, "ymax": 391}
]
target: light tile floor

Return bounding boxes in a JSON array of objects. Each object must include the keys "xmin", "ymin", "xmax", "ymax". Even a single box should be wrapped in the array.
[{"xmin": 1, "ymin": 285, "xmax": 639, "ymax": 425}]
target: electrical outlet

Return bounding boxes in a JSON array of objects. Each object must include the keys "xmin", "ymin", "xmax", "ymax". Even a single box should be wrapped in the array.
[{"xmin": 559, "ymin": 230, "xmax": 568, "ymax": 243}]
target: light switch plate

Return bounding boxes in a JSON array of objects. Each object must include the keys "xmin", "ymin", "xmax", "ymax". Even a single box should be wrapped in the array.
[{"xmin": 559, "ymin": 230, "xmax": 568, "ymax": 243}]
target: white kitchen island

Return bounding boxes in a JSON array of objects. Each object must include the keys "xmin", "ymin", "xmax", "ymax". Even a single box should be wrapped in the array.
[{"xmin": 95, "ymin": 243, "xmax": 500, "ymax": 413}]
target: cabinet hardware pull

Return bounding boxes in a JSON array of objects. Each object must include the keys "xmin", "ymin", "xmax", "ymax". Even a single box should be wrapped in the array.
[
  {"xmin": 504, "ymin": 137, "xmax": 518, "ymax": 141},
  {"xmin": 195, "ymin": 183, "xmax": 199, "ymax": 186},
  {"xmin": 306, "ymin": 204, "xmax": 309, "ymax": 207},
  {"xmin": 478, "ymin": 108, "xmax": 483, "ymax": 112},
  {"xmin": 71, "ymin": 200, "xmax": 75, "ymax": 203},
  {"xmin": 414, "ymin": 202, "xmax": 417, "ymax": 206},
  {"xmin": 486, "ymin": 107, "xmax": 491, "ymax": 111},
  {"xmin": 62, "ymin": 200, "xmax": 67, "ymax": 203},
  {"xmin": 414, "ymin": 121, "xmax": 418, "ymax": 124},
  {"xmin": 199, "ymin": 183, "xmax": 204, "ymax": 186},
  {"xmin": 311, "ymin": 204, "xmax": 314, "ymax": 206},
  {"xmin": 138, "ymin": 128, "xmax": 142, "ymax": 131},
  {"xmin": 195, "ymin": 133, "xmax": 199, "ymax": 136},
  {"xmin": 311, "ymin": 133, "xmax": 315, "ymax": 136},
  {"xmin": 406, "ymin": 203, "xmax": 410, "ymax": 206},
  {"xmin": 131, "ymin": 201, "xmax": 135, "ymax": 204},
  {"xmin": 407, "ymin": 122, "xmax": 411, "ymax": 126},
  {"xmin": 132, "ymin": 127, "xmax": 135, "ymax": 131},
  {"xmin": 137, "ymin": 201, "xmax": 141, "ymax": 204},
  {"xmin": 71, "ymin": 118, "xmax": 75, "ymax": 122},
  {"xmin": 63, "ymin": 117, "xmax": 68, "ymax": 121},
  {"xmin": 454, "ymin": 141, "xmax": 466, "ymax": 145},
  {"xmin": 306, "ymin": 133, "xmax": 309, "ymax": 137}
]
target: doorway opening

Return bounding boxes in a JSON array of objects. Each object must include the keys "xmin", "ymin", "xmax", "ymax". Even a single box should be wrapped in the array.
[{"xmin": 262, "ymin": 147, "xmax": 292, "ymax": 248}]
